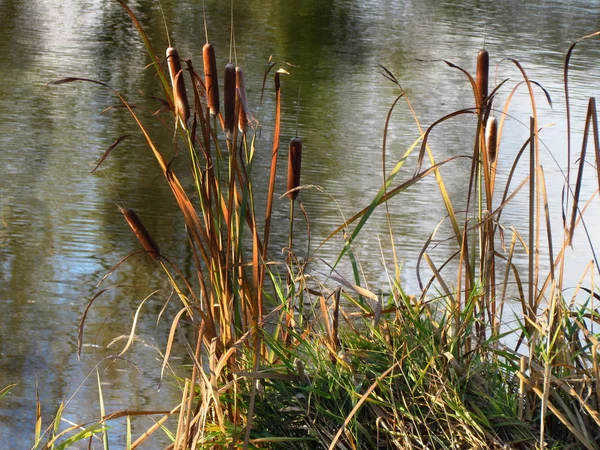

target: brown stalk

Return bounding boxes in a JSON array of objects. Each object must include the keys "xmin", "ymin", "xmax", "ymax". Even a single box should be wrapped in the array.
[
  {"xmin": 166, "ymin": 47, "xmax": 190, "ymax": 126},
  {"xmin": 568, "ymin": 97, "xmax": 598, "ymax": 246},
  {"xmin": 528, "ymin": 116, "xmax": 536, "ymax": 314},
  {"xmin": 224, "ymin": 63, "xmax": 236, "ymax": 137},
  {"xmin": 119, "ymin": 207, "xmax": 160, "ymax": 260},
  {"xmin": 203, "ymin": 43, "xmax": 220, "ymax": 116},
  {"xmin": 258, "ymin": 70, "xmax": 285, "ymax": 316},
  {"xmin": 287, "ymin": 137, "xmax": 302, "ymax": 199}
]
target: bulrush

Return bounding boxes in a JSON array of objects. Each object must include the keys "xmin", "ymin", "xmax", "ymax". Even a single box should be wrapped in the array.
[
  {"xmin": 485, "ymin": 116, "xmax": 498, "ymax": 164},
  {"xmin": 287, "ymin": 137, "xmax": 302, "ymax": 200},
  {"xmin": 236, "ymin": 66, "xmax": 250, "ymax": 133},
  {"xmin": 166, "ymin": 47, "xmax": 190, "ymax": 126},
  {"xmin": 224, "ymin": 63, "xmax": 236, "ymax": 137},
  {"xmin": 476, "ymin": 49, "xmax": 489, "ymax": 107},
  {"xmin": 119, "ymin": 207, "xmax": 161, "ymax": 260},
  {"xmin": 203, "ymin": 43, "xmax": 219, "ymax": 116}
]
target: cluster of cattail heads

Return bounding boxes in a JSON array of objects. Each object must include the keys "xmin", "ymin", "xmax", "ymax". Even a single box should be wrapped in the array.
[
  {"xmin": 165, "ymin": 43, "xmax": 252, "ymax": 137},
  {"xmin": 166, "ymin": 47, "xmax": 190, "ymax": 126}
]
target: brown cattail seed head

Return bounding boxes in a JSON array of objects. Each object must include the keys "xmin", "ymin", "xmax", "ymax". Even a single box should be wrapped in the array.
[
  {"xmin": 120, "ymin": 207, "xmax": 160, "ymax": 260},
  {"xmin": 236, "ymin": 66, "xmax": 250, "ymax": 133},
  {"xmin": 287, "ymin": 137, "xmax": 302, "ymax": 200},
  {"xmin": 485, "ymin": 116, "xmax": 498, "ymax": 164},
  {"xmin": 224, "ymin": 63, "xmax": 236, "ymax": 137},
  {"xmin": 203, "ymin": 43, "xmax": 219, "ymax": 116},
  {"xmin": 166, "ymin": 47, "xmax": 190, "ymax": 126},
  {"xmin": 476, "ymin": 49, "xmax": 489, "ymax": 107}
]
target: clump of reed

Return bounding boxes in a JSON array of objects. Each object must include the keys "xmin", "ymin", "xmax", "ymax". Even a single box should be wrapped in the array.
[{"xmin": 44, "ymin": 2, "xmax": 600, "ymax": 448}]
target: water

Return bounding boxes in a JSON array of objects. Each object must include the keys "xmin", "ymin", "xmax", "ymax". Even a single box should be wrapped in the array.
[{"xmin": 1, "ymin": 0, "xmax": 599, "ymax": 447}]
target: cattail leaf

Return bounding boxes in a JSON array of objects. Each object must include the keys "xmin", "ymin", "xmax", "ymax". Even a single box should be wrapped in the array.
[
  {"xmin": 444, "ymin": 60, "xmax": 478, "ymax": 105},
  {"xmin": 91, "ymin": 135, "xmax": 130, "ymax": 173},
  {"xmin": 324, "ymin": 156, "xmax": 465, "ymax": 261},
  {"xmin": 416, "ymin": 109, "xmax": 475, "ymax": 173},
  {"xmin": 568, "ymin": 97, "xmax": 598, "ymax": 246},
  {"xmin": 78, "ymin": 288, "xmax": 111, "ymax": 358},
  {"xmin": 117, "ymin": 0, "xmax": 172, "ymax": 105}
]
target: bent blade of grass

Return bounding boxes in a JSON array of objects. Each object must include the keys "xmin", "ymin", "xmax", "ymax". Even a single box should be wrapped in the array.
[
  {"xmin": 91, "ymin": 135, "xmax": 130, "ymax": 173},
  {"xmin": 0, "ymin": 383, "xmax": 16, "ymax": 400},
  {"xmin": 563, "ymin": 31, "xmax": 600, "ymax": 221},
  {"xmin": 415, "ymin": 108, "xmax": 475, "ymax": 174},
  {"xmin": 35, "ymin": 380, "xmax": 41, "ymax": 448},
  {"xmin": 327, "ymin": 361, "xmax": 400, "ymax": 450},
  {"xmin": 117, "ymin": 1, "xmax": 172, "ymax": 103},
  {"xmin": 96, "ymin": 369, "xmax": 109, "ymax": 450},
  {"xmin": 118, "ymin": 290, "xmax": 160, "ymax": 357},
  {"xmin": 568, "ymin": 97, "xmax": 599, "ymax": 246},
  {"xmin": 48, "ymin": 422, "xmax": 108, "ymax": 450},
  {"xmin": 325, "ymin": 156, "xmax": 465, "ymax": 268}
]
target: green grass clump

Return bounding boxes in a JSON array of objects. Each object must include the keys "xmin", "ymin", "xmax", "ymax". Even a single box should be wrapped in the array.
[{"xmin": 36, "ymin": 2, "xmax": 600, "ymax": 449}]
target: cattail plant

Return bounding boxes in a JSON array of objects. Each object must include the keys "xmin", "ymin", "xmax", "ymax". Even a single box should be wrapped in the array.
[
  {"xmin": 203, "ymin": 43, "xmax": 219, "ymax": 117},
  {"xmin": 236, "ymin": 66, "xmax": 250, "ymax": 134},
  {"xmin": 476, "ymin": 49, "xmax": 489, "ymax": 108},
  {"xmin": 224, "ymin": 63, "xmax": 236, "ymax": 138},
  {"xmin": 166, "ymin": 47, "xmax": 190, "ymax": 127},
  {"xmin": 119, "ymin": 207, "xmax": 160, "ymax": 260}
]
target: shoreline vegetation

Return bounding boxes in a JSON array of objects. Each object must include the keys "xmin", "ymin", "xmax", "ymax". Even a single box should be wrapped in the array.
[{"xmin": 21, "ymin": 2, "xmax": 600, "ymax": 448}]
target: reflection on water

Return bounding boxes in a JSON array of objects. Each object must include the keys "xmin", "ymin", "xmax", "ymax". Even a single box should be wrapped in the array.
[{"xmin": 1, "ymin": 0, "xmax": 599, "ymax": 446}]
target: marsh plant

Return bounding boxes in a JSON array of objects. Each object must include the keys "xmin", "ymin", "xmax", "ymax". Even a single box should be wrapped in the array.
[{"xmin": 36, "ymin": 2, "xmax": 600, "ymax": 448}]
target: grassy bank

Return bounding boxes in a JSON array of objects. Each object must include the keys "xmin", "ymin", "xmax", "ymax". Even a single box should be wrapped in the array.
[{"xmin": 30, "ymin": 2, "xmax": 600, "ymax": 448}]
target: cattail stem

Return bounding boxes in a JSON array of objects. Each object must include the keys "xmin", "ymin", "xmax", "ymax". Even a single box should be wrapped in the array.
[
  {"xmin": 476, "ymin": 49, "xmax": 489, "ymax": 109},
  {"xmin": 288, "ymin": 198, "xmax": 295, "ymax": 254}
]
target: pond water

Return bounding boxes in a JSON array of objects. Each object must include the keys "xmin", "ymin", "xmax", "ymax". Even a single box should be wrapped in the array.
[{"xmin": 1, "ymin": 0, "xmax": 600, "ymax": 447}]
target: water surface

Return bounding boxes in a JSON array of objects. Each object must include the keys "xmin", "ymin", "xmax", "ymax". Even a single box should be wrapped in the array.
[{"xmin": 1, "ymin": 0, "xmax": 599, "ymax": 447}]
